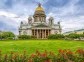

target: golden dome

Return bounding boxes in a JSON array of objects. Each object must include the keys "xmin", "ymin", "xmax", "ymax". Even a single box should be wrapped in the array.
[{"xmin": 35, "ymin": 3, "xmax": 44, "ymax": 11}]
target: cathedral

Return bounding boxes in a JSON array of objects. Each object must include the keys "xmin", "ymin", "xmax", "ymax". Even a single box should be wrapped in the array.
[{"xmin": 19, "ymin": 4, "xmax": 62, "ymax": 39}]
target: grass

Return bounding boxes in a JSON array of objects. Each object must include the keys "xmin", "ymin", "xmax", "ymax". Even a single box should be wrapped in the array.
[{"xmin": 0, "ymin": 40, "xmax": 84, "ymax": 54}]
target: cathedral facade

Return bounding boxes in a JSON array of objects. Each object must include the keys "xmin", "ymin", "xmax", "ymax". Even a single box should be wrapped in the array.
[{"xmin": 19, "ymin": 4, "xmax": 62, "ymax": 39}]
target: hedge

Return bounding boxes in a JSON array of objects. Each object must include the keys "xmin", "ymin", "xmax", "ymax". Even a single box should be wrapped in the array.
[
  {"xmin": 48, "ymin": 34, "xmax": 64, "ymax": 39},
  {"xmin": 18, "ymin": 35, "xmax": 31, "ymax": 40}
]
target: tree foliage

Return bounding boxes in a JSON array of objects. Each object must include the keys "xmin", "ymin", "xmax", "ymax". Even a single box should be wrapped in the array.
[
  {"xmin": 66, "ymin": 33, "xmax": 80, "ymax": 40},
  {"xmin": 0, "ymin": 31, "xmax": 15, "ymax": 40},
  {"xmin": 18, "ymin": 35, "xmax": 31, "ymax": 40}
]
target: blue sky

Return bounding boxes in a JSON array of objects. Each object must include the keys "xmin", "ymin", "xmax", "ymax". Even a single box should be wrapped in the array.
[{"xmin": 0, "ymin": 0, "xmax": 84, "ymax": 34}]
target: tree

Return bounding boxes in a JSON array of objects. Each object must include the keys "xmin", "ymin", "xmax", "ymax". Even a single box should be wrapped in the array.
[
  {"xmin": 0, "ymin": 32, "xmax": 2, "ymax": 40},
  {"xmin": 78, "ymin": 34, "xmax": 84, "ymax": 40},
  {"xmin": 0, "ymin": 31, "xmax": 15, "ymax": 40},
  {"xmin": 66, "ymin": 33, "xmax": 80, "ymax": 40},
  {"xmin": 80, "ymin": 34, "xmax": 84, "ymax": 38}
]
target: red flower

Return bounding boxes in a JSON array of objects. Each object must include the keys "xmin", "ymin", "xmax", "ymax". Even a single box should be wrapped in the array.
[
  {"xmin": 59, "ymin": 49, "xmax": 65, "ymax": 54},
  {"xmin": 76, "ymin": 49, "xmax": 84, "ymax": 55},
  {"xmin": 44, "ymin": 59, "xmax": 51, "ymax": 62},
  {"xmin": 30, "ymin": 54, "xmax": 36, "ymax": 58},
  {"xmin": 28, "ymin": 59, "xmax": 33, "ymax": 62},
  {"xmin": 41, "ymin": 53, "xmax": 47, "ymax": 57},
  {"xmin": 66, "ymin": 50, "xmax": 73, "ymax": 55}
]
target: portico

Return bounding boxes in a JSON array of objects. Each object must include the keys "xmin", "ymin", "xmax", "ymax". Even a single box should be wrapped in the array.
[{"xmin": 32, "ymin": 29, "xmax": 51, "ymax": 39}]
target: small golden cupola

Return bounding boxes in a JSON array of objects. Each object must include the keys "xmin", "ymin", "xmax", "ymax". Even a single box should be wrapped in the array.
[
  {"xmin": 33, "ymin": 3, "xmax": 46, "ymax": 22},
  {"xmin": 35, "ymin": 3, "xmax": 44, "ymax": 11}
]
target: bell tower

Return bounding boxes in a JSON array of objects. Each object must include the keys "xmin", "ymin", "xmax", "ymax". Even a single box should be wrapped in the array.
[
  {"xmin": 33, "ymin": 3, "xmax": 46, "ymax": 22},
  {"xmin": 49, "ymin": 17, "xmax": 54, "ymax": 26}
]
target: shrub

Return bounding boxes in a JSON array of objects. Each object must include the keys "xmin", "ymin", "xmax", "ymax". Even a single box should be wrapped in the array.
[
  {"xmin": 31, "ymin": 36, "xmax": 37, "ymax": 39},
  {"xmin": 48, "ymin": 34, "xmax": 64, "ymax": 39},
  {"xmin": 18, "ymin": 35, "xmax": 31, "ymax": 40},
  {"xmin": 0, "ymin": 49, "xmax": 84, "ymax": 62}
]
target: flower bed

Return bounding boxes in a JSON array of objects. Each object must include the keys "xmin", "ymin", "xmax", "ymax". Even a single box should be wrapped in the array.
[{"xmin": 0, "ymin": 49, "xmax": 84, "ymax": 62}]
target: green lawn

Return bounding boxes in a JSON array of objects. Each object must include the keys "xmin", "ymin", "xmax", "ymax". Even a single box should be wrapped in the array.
[{"xmin": 0, "ymin": 40, "xmax": 84, "ymax": 54}]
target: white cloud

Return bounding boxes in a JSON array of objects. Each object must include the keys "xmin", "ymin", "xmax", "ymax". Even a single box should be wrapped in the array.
[
  {"xmin": 34, "ymin": 0, "xmax": 48, "ymax": 4},
  {"xmin": 0, "ymin": 11, "xmax": 17, "ymax": 18},
  {"xmin": 0, "ymin": 10, "xmax": 27, "ymax": 34},
  {"xmin": 0, "ymin": 10, "xmax": 24, "ymax": 24},
  {"xmin": 47, "ymin": 12, "xmax": 84, "ymax": 33},
  {"xmin": 61, "ymin": 16, "xmax": 84, "ymax": 32}
]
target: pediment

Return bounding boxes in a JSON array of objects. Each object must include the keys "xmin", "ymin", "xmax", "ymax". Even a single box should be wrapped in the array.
[{"xmin": 33, "ymin": 23, "xmax": 49, "ymax": 28}]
